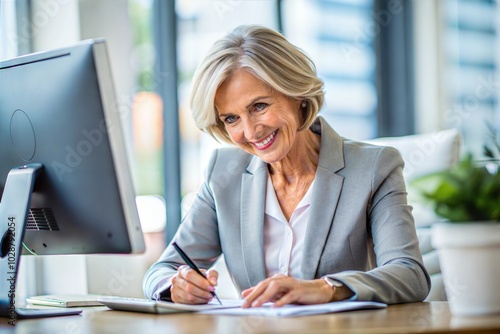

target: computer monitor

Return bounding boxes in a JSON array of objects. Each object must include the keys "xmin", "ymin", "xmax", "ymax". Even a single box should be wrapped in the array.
[{"xmin": 0, "ymin": 40, "xmax": 145, "ymax": 318}]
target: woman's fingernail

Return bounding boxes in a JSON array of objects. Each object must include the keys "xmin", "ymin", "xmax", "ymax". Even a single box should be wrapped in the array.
[{"xmin": 208, "ymin": 286, "xmax": 214, "ymax": 292}]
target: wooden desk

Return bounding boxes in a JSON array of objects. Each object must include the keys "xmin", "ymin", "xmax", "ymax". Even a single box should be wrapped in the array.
[{"xmin": 1, "ymin": 302, "xmax": 500, "ymax": 334}]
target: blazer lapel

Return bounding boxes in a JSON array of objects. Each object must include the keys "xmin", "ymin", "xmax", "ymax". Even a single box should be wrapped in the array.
[
  {"xmin": 240, "ymin": 156, "xmax": 268, "ymax": 287},
  {"xmin": 301, "ymin": 117, "xmax": 345, "ymax": 280}
]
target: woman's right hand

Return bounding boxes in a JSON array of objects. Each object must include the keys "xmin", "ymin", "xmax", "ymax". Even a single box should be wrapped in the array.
[{"xmin": 170, "ymin": 265, "xmax": 218, "ymax": 304}]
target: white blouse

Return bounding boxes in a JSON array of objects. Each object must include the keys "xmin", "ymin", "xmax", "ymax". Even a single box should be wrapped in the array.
[{"xmin": 263, "ymin": 175, "xmax": 314, "ymax": 278}]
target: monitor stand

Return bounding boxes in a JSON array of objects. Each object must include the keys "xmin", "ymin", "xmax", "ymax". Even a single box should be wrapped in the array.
[{"xmin": 0, "ymin": 164, "xmax": 82, "ymax": 322}]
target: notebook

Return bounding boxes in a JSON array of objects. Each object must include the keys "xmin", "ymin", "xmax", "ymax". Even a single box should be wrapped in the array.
[{"xmin": 26, "ymin": 294, "xmax": 108, "ymax": 308}]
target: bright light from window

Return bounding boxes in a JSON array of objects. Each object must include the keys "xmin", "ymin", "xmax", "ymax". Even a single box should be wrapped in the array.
[{"xmin": 0, "ymin": 0, "xmax": 18, "ymax": 60}]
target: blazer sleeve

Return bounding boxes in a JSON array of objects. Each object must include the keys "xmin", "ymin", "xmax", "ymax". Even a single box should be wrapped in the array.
[
  {"xmin": 142, "ymin": 150, "xmax": 222, "ymax": 300},
  {"xmin": 327, "ymin": 147, "xmax": 431, "ymax": 304}
]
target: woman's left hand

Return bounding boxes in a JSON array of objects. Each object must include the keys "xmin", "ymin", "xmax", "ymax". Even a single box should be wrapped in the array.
[{"xmin": 241, "ymin": 274, "xmax": 336, "ymax": 308}]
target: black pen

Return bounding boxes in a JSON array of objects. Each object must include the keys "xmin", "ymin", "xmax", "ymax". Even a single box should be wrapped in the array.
[{"xmin": 172, "ymin": 242, "xmax": 222, "ymax": 305}]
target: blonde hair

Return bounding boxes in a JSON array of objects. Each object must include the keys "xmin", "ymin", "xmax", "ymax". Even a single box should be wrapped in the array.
[{"xmin": 190, "ymin": 25, "xmax": 325, "ymax": 143}]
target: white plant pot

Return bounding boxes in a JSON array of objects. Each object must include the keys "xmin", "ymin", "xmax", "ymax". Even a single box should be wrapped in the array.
[{"xmin": 432, "ymin": 222, "xmax": 500, "ymax": 316}]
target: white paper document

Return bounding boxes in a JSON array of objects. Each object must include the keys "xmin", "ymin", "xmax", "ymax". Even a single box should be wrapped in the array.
[
  {"xmin": 98, "ymin": 297, "xmax": 386, "ymax": 317},
  {"xmin": 199, "ymin": 300, "xmax": 387, "ymax": 317}
]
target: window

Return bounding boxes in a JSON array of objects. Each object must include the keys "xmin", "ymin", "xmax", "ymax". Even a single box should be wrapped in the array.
[
  {"xmin": 176, "ymin": 0, "xmax": 279, "ymax": 198},
  {"xmin": 441, "ymin": 0, "xmax": 499, "ymax": 155},
  {"xmin": 282, "ymin": 0, "xmax": 378, "ymax": 140},
  {"xmin": 0, "ymin": 0, "xmax": 19, "ymax": 60},
  {"xmin": 128, "ymin": 0, "xmax": 163, "ymax": 196}
]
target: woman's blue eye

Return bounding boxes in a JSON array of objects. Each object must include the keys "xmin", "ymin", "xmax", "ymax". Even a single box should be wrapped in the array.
[
  {"xmin": 224, "ymin": 115, "xmax": 238, "ymax": 124},
  {"xmin": 254, "ymin": 103, "xmax": 267, "ymax": 111}
]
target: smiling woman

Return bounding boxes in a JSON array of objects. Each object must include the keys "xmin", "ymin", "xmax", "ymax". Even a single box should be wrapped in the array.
[
  {"xmin": 214, "ymin": 70, "xmax": 308, "ymax": 164},
  {"xmin": 214, "ymin": 69, "xmax": 321, "ymax": 223},
  {"xmin": 144, "ymin": 25, "xmax": 430, "ymax": 308},
  {"xmin": 190, "ymin": 25, "xmax": 324, "ymax": 145}
]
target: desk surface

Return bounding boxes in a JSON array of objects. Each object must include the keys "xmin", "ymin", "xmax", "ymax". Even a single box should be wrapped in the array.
[{"xmin": 2, "ymin": 302, "xmax": 500, "ymax": 334}]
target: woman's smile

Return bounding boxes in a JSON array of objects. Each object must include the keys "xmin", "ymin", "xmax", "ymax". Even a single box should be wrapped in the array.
[
  {"xmin": 253, "ymin": 130, "xmax": 278, "ymax": 150},
  {"xmin": 214, "ymin": 69, "xmax": 306, "ymax": 164}
]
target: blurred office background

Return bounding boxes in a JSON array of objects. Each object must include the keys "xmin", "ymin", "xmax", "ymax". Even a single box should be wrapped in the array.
[{"xmin": 1, "ymin": 0, "xmax": 499, "ymax": 299}]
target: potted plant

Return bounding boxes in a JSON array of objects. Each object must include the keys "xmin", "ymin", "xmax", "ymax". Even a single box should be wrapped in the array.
[{"xmin": 412, "ymin": 127, "xmax": 500, "ymax": 317}]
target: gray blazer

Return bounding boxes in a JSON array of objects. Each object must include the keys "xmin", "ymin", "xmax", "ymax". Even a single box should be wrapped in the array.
[{"xmin": 143, "ymin": 117, "xmax": 431, "ymax": 304}]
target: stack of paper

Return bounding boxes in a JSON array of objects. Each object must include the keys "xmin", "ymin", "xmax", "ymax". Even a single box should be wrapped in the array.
[{"xmin": 199, "ymin": 301, "xmax": 387, "ymax": 317}]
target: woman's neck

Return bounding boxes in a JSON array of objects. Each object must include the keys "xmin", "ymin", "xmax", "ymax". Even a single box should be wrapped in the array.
[{"xmin": 268, "ymin": 129, "xmax": 320, "ymax": 185}]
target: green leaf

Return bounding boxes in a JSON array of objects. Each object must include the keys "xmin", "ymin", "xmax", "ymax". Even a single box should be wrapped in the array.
[
  {"xmin": 431, "ymin": 182, "xmax": 461, "ymax": 202},
  {"xmin": 484, "ymin": 145, "xmax": 495, "ymax": 159},
  {"xmin": 435, "ymin": 204, "xmax": 471, "ymax": 221},
  {"xmin": 411, "ymin": 151, "xmax": 500, "ymax": 222}
]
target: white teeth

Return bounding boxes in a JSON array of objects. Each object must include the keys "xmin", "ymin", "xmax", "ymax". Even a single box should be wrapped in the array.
[{"xmin": 255, "ymin": 131, "xmax": 276, "ymax": 148}]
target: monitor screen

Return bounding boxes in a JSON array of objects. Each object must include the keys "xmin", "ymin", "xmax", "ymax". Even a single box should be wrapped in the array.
[{"xmin": 0, "ymin": 39, "xmax": 145, "ymax": 256}]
